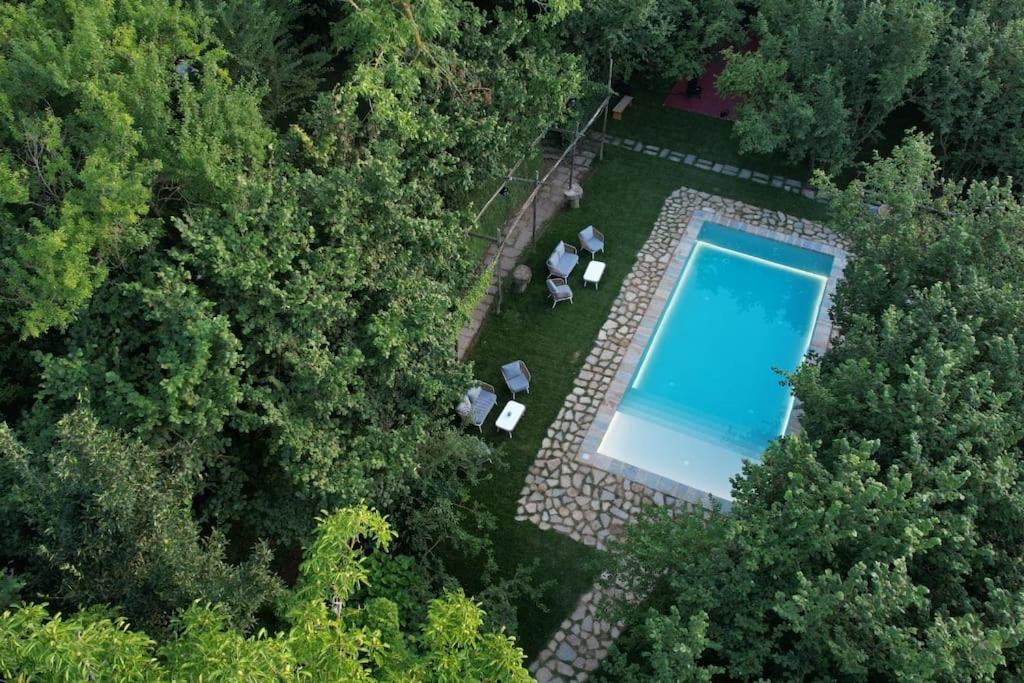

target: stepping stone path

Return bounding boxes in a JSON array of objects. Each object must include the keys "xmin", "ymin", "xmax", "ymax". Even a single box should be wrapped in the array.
[
  {"xmin": 529, "ymin": 585, "xmax": 624, "ymax": 683},
  {"xmin": 517, "ymin": 187, "xmax": 846, "ymax": 681},
  {"xmin": 594, "ymin": 131, "xmax": 824, "ymax": 202}
]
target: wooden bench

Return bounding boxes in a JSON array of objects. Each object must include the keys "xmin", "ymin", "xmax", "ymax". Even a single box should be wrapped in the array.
[{"xmin": 611, "ymin": 95, "xmax": 633, "ymax": 120}]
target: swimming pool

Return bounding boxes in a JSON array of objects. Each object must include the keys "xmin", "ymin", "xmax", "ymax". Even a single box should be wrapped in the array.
[{"xmin": 597, "ymin": 222, "xmax": 834, "ymax": 501}]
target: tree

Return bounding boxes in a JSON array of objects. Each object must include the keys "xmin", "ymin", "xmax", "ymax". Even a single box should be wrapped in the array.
[
  {"xmin": 0, "ymin": 507, "xmax": 531, "ymax": 681},
  {"xmin": 0, "ymin": 409, "xmax": 280, "ymax": 634},
  {"xmin": 203, "ymin": 0, "xmax": 331, "ymax": 123},
  {"xmin": 600, "ymin": 136, "xmax": 1024, "ymax": 679},
  {"xmin": 20, "ymin": 0, "xmax": 583, "ymax": 547},
  {"xmin": 718, "ymin": 0, "xmax": 942, "ymax": 173},
  {"xmin": 599, "ymin": 610, "xmax": 721, "ymax": 682},
  {"xmin": 331, "ymin": 0, "xmax": 583, "ymax": 199},
  {"xmin": 562, "ymin": 0, "xmax": 744, "ymax": 82},
  {"xmin": 914, "ymin": 2, "xmax": 1024, "ymax": 181},
  {"xmin": 0, "ymin": 0, "xmax": 271, "ymax": 338},
  {"xmin": 2, "ymin": 0, "xmax": 584, "ymax": 645}
]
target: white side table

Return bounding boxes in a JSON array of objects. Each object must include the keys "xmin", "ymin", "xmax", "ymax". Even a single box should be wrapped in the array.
[
  {"xmin": 583, "ymin": 260, "xmax": 606, "ymax": 289},
  {"xmin": 495, "ymin": 400, "xmax": 526, "ymax": 438}
]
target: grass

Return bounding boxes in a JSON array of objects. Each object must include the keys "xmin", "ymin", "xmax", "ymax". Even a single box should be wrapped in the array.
[
  {"xmin": 607, "ymin": 84, "xmax": 828, "ymax": 221},
  {"xmin": 447, "ymin": 147, "xmax": 683, "ymax": 656},
  {"xmin": 447, "ymin": 94, "xmax": 831, "ymax": 658},
  {"xmin": 611, "ymin": 83, "xmax": 812, "ymax": 175}
]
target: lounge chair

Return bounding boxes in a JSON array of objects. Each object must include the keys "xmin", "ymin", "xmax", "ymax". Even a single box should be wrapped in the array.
[
  {"xmin": 546, "ymin": 241, "xmax": 579, "ymax": 279},
  {"xmin": 578, "ymin": 225, "xmax": 605, "ymax": 258},
  {"xmin": 546, "ymin": 276, "xmax": 573, "ymax": 308},
  {"xmin": 456, "ymin": 381, "xmax": 498, "ymax": 431},
  {"xmin": 501, "ymin": 361, "xmax": 531, "ymax": 398}
]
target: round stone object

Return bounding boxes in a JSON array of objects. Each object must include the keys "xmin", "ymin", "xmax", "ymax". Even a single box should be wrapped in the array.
[
  {"xmin": 564, "ymin": 183, "xmax": 583, "ymax": 209},
  {"xmin": 512, "ymin": 264, "xmax": 532, "ymax": 293}
]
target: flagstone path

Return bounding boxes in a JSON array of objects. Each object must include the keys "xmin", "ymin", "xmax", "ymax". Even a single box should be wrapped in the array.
[{"xmin": 524, "ymin": 186, "xmax": 845, "ymax": 682}]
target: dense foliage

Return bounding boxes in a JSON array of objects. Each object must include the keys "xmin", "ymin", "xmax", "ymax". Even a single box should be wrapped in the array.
[
  {"xmin": 600, "ymin": 135, "xmax": 1024, "ymax": 680},
  {"xmin": 564, "ymin": 0, "xmax": 744, "ymax": 82},
  {"xmin": 203, "ymin": 0, "xmax": 331, "ymax": 122},
  {"xmin": 0, "ymin": 0, "xmax": 580, "ymax": 643},
  {"xmin": 714, "ymin": 0, "xmax": 1024, "ymax": 178},
  {"xmin": 0, "ymin": 507, "xmax": 531, "ymax": 681},
  {"xmin": 5, "ymin": 0, "xmax": 1024, "ymax": 677},
  {"xmin": 0, "ymin": 0, "xmax": 269, "ymax": 337},
  {"xmin": 915, "ymin": 1, "xmax": 1024, "ymax": 181},
  {"xmin": 718, "ymin": 0, "xmax": 942, "ymax": 173},
  {"xmin": 0, "ymin": 409, "xmax": 280, "ymax": 635},
  {"xmin": 567, "ymin": 0, "xmax": 1024, "ymax": 181}
]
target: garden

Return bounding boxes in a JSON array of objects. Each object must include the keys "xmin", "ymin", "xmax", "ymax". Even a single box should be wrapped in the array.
[{"xmin": 2, "ymin": 1, "xmax": 1024, "ymax": 681}]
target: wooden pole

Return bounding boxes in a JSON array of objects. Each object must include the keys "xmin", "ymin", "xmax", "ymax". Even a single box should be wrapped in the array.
[
  {"xmin": 600, "ymin": 56, "xmax": 613, "ymax": 161},
  {"xmin": 532, "ymin": 170, "xmax": 539, "ymax": 244},
  {"xmin": 569, "ymin": 121, "xmax": 579, "ymax": 188},
  {"xmin": 495, "ymin": 224, "xmax": 503, "ymax": 314}
]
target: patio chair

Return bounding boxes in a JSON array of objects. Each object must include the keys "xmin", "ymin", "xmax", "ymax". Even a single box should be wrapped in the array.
[
  {"xmin": 501, "ymin": 361, "xmax": 532, "ymax": 398},
  {"xmin": 546, "ymin": 241, "xmax": 579, "ymax": 279},
  {"xmin": 546, "ymin": 276, "xmax": 573, "ymax": 308},
  {"xmin": 456, "ymin": 381, "xmax": 498, "ymax": 431},
  {"xmin": 578, "ymin": 225, "xmax": 605, "ymax": 258}
]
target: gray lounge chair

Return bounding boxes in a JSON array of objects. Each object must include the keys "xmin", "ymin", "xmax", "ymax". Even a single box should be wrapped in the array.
[
  {"xmin": 546, "ymin": 276, "xmax": 573, "ymax": 308},
  {"xmin": 456, "ymin": 381, "xmax": 498, "ymax": 431},
  {"xmin": 578, "ymin": 225, "xmax": 605, "ymax": 258},
  {"xmin": 546, "ymin": 241, "xmax": 579, "ymax": 279},
  {"xmin": 501, "ymin": 361, "xmax": 532, "ymax": 398}
]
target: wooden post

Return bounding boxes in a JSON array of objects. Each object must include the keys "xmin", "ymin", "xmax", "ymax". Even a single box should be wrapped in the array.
[
  {"xmin": 569, "ymin": 121, "xmax": 579, "ymax": 188},
  {"xmin": 600, "ymin": 56, "xmax": 612, "ymax": 161},
  {"xmin": 495, "ymin": 233, "xmax": 503, "ymax": 315},
  {"xmin": 532, "ymin": 170, "xmax": 539, "ymax": 244}
]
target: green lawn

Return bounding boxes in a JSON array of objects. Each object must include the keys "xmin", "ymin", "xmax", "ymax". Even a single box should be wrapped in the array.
[
  {"xmin": 606, "ymin": 84, "xmax": 827, "ymax": 221},
  {"xmin": 449, "ymin": 101, "xmax": 830, "ymax": 658},
  {"xmin": 609, "ymin": 84, "xmax": 812, "ymax": 176}
]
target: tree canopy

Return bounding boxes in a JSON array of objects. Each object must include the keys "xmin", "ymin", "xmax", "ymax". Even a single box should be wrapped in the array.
[
  {"xmin": 6, "ymin": 0, "xmax": 1024, "ymax": 678},
  {"xmin": 1, "ymin": 0, "xmax": 581, "ymax": 644},
  {"xmin": 600, "ymin": 135, "xmax": 1024, "ymax": 680},
  {"xmin": 564, "ymin": 0, "xmax": 744, "ymax": 82},
  {"xmin": 0, "ymin": 409, "xmax": 280, "ymax": 635},
  {"xmin": 0, "ymin": 0, "xmax": 270, "ymax": 337},
  {"xmin": 0, "ymin": 507, "xmax": 531, "ymax": 681},
  {"xmin": 718, "ymin": 0, "xmax": 942, "ymax": 173},
  {"xmin": 915, "ymin": 1, "xmax": 1024, "ymax": 181}
]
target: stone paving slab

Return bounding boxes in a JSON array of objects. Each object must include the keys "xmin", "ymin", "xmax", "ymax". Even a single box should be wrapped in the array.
[
  {"xmin": 529, "ymin": 584, "xmax": 624, "ymax": 683},
  {"xmin": 590, "ymin": 131, "xmax": 813, "ymax": 200}
]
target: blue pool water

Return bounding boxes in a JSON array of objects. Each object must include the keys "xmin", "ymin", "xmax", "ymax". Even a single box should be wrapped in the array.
[{"xmin": 598, "ymin": 222, "xmax": 833, "ymax": 501}]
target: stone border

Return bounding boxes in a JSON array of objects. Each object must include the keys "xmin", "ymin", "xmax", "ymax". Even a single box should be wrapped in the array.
[
  {"xmin": 516, "ymin": 187, "xmax": 847, "ymax": 550},
  {"xmin": 577, "ymin": 208, "xmax": 846, "ymax": 508},
  {"xmin": 518, "ymin": 187, "xmax": 848, "ymax": 681}
]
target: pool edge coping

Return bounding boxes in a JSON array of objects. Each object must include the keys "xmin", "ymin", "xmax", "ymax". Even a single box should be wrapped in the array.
[{"xmin": 577, "ymin": 206, "xmax": 848, "ymax": 508}]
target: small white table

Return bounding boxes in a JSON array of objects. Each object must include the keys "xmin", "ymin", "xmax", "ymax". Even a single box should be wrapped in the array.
[
  {"xmin": 495, "ymin": 400, "xmax": 526, "ymax": 438},
  {"xmin": 583, "ymin": 260, "xmax": 606, "ymax": 289}
]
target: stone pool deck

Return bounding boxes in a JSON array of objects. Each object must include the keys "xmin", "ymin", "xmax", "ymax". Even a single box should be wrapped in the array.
[{"xmin": 522, "ymin": 186, "xmax": 846, "ymax": 682}]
